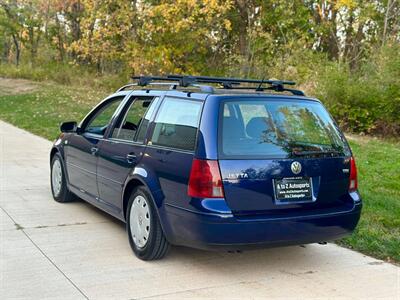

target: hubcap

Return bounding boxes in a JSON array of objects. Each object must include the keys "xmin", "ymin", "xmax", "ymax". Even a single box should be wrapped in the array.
[
  {"xmin": 129, "ymin": 195, "xmax": 151, "ymax": 248},
  {"xmin": 52, "ymin": 159, "xmax": 62, "ymax": 197}
]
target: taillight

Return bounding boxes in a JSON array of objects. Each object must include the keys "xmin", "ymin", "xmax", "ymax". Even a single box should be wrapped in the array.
[
  {"xmin": 349, "ymin": 156, "xmax": 358, "ymax": 192},
  {"xmin": 188, "ymin": 159, "xmax": 224, "ymax": 198}
]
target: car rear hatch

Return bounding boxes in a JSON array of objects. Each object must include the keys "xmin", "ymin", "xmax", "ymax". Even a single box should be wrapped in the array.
[{"xmin": 218, "ymin": 97, "xmax": 354, "ymax": 217}]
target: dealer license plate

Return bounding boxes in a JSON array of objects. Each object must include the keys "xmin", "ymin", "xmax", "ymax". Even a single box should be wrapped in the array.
[{"xmin": 274, "ymin": 177, "xmax": 313, "ymax": 203}]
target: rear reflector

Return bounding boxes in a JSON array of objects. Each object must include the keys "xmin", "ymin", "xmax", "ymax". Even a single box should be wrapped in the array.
[
  {"xmin": 349, "ymin": 156, "xmax": 358, "ymax": 192},
  {"xmin": 188, "ymin": 159, "xmax": 224, "ymax": 198}
]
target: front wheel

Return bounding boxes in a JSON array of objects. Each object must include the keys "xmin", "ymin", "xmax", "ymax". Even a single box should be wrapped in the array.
[
  {"xmin": 50, "ymin": 153, "xmax": 75, "ymax": 203},
  {"xmin": 126, "ymin": 187, "xmax": 170, "ymax": 260}
]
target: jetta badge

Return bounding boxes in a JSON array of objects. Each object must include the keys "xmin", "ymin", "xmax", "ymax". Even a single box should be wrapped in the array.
[{"xmin": 291, "ymin": 161, "xmax": 302, "ymax": 175}]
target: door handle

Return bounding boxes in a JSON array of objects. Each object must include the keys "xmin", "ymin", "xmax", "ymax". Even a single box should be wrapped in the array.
[
  {"xmin": 126, "ymin": 153, "xmax": 137, "ymax": 164},
  {"xmin": 91, "ymin": 147, "xmax": 98, "ymax": 155}
]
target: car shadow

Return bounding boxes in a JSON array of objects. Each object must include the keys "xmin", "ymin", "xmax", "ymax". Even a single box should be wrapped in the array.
[{"xmin": 75, "ymin": 198, "xmax": 325, "ymax": 271}]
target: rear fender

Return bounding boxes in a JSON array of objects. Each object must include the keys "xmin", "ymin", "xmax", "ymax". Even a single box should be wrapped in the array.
[
  {"xmin": 122, "ymin": 167, "xmax": 174, "ymax": 241},
  {"xmin": 122, "ymin": 166, "xmax": 164, "ymax": 208}
]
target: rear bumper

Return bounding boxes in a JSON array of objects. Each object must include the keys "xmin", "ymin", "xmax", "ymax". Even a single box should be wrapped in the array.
[{"xmin": 162, "ymin": 202, "xmax": 362, "ymax": 251}]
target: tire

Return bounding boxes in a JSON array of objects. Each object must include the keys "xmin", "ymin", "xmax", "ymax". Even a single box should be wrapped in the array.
[
  {"xmin": 50, "ymin": 153, "xmax": 75, "ymax": 203},
  {"xmin": 126, "ymin": 187, "xmax": 170, "ymax": 260}
]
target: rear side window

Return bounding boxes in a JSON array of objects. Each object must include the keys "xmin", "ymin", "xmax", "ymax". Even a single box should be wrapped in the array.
[
  {"xmin": 150, "ymin": 97, "xmax": 202, "ymax": 151},
  {"xmin": 111, "ymin": 96, "xmax": 159, "ymax": 142},
  {"xmin": 111, "ymin": 97, "xmax": 152, "ymax": 141},
  {"xmin": 220, "ymin": 99, "xmax": 350, "ymax": 159}
]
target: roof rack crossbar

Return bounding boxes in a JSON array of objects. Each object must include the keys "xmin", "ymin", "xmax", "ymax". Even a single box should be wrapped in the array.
[
  {"xmin": 265, "ymin": 86, "xmax": 305, "ymax": 96},
  {"xmin": 167, "ymin": 75, "xmax": 295, "ymax": 86},
  {"xmin": 118, "ymin": 75, "xmax": 304, "ymax": 96},
  {"xmin": 166, "ymin": 75, "xmax": 304, "ymax": 95}
]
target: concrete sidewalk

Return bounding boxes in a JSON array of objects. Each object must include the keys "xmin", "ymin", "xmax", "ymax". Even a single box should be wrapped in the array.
[{"xmin": 0, "ymin": 120, "xmax": 399, "ymax": 300}]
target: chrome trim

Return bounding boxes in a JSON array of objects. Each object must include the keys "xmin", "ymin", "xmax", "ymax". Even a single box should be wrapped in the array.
[
  {"xmin": 145, "ymin": 144, "xmax": 194, "ymax": 154},
  {"xmin": 96, "ymin": 172, "xmax": 123, "ymax": 185},
  {"xmin": 107, "ymin": 138, "xmax": 145, "ymax": 146},
  {"xmin": 66, "ymin": 162, "xmax": 96, "ymax": 175}
]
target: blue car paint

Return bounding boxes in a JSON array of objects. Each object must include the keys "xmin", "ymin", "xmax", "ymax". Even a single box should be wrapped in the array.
[{"xmin": 51, "ymin": 89, "xmax": 362, "ymax": 250}]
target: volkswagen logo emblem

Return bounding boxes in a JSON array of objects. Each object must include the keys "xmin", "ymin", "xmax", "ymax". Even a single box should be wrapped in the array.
[{"xmin": 291, "ymin": 161, "xmax": 302, "ymax": 175}]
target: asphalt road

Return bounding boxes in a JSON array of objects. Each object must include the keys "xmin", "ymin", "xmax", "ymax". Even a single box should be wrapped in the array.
[{"xmin": 1, "ymin": 120, "xmax": 399, "ymax": 300}]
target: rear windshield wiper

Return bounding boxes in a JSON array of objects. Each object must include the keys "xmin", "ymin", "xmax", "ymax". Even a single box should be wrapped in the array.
[{"xmin": 291, "ymin": 149, "xmax": 341, "ymax": 157}]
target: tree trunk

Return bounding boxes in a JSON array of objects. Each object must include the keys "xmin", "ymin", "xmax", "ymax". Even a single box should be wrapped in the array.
[
  {"xmin": 326, "ymin": 8, "xmax": 339, "ymax": 60},
  {"xmin": 28, "ymin": 27, "xmax": 36, "ymax": 65},
  {"xmin": 27, "ymin": 31, "xmax": 41, "ymax": 66},
  {"xmin": 70, "ymin": 0, "xmax": 82, "ymax": 42},
  {"xmin": 55, "ymin": 15, "xmax": 65, "ymax": 61},
  {"xmin": 11, "ymin": 34, "xmax": 20, "ymax": 66},
  {"xmin": 349, "ymin": 22, "xmax": 365, "ymax": 71},
  {"xmin": 344, "ymin": 10, "xmax": 355, "ymax": 60},
  {"xmin": 234, "ymin": 0, "xmax": 252, "ymax": 74},
  {"xmin": 313, "ymin": 1, "xmax": 339, "ymax": 61},
  {"xmin": 382, "ymin": 0, "xmax": 392, "ymax": 45}
]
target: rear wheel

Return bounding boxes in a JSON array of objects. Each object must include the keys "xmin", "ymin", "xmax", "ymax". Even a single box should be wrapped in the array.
[
  {"xmin": 50, "ymin": 153, "xmax": 75, "ymax": 203},
  {"xmin": 126, "ymin": 187, "xmax": 170, "ymax": 260}
]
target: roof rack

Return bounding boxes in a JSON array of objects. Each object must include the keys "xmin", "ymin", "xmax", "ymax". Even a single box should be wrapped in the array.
[
  {"xmin": 167, "ymin": 75, "xmax": 305, "ymax": 96},
  {"xmin": 117, "ymin": 75, "xmax": 305, "ymax": 96}
]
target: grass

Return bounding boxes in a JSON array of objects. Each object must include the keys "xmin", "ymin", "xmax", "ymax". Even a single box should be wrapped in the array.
[
  {"xmin": 0, "ymin": 79, "xmax": 399, "ymax": 264},
  {"xmin": 0, "ymin": 82, "xmax": 109, "ymax": 140},
  {"xmin": 338, "ymin": 136, "xmax": 400, "ymax": 263}
]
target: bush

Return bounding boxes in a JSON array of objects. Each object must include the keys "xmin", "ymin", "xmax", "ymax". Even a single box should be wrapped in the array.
[{"xmin": 314, "ymin": 44, "xmax": 400, "ymax": 136}]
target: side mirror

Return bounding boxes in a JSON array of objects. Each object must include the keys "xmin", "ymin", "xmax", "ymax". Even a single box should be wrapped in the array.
[{"xmin": 60, "ymin": 121, "xmax": 78, "ymax": 133}]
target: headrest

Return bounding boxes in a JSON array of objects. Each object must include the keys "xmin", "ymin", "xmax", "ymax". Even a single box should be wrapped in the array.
[
  {"xmin": 223, "ymin": 117, "xmax": 245, "ymax": 139},
  {"xmin": 246, "ymin": 117, "xmax": 271, "ymax": 139}
]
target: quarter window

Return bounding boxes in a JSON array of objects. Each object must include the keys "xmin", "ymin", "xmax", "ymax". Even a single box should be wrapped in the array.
[
  {"xmin": 151, "ymin": 98, "xmax": 202, "ymax": 151},
  {"xmin": 136, "ymin": 97, "xmax": 160, "ymax": 142}
]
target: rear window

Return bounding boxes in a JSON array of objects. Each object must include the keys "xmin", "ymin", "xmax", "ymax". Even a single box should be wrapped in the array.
[
  {"xmin": 151, "ymin": 97, "xmax": 202, "ymax": 151},
  {"xmin": 220, "ymin": 99, "xmax": 350, "ymax": 159}
]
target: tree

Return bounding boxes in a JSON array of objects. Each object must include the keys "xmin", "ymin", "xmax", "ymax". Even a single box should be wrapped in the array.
[
  {"xmin": 68, "ymin": 0, "xmax": 138, "ymax": 71},
  {"xmin": 0, "ymin": 1, "xmax": 23, "ymax": 65},
  {"xmin": 21, "ymin": 0, "xmax": 45, "ymax": 64}
]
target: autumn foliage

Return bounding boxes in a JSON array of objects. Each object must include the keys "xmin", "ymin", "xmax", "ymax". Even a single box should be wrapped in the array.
[{"xmin": 0, "ymin": 0, "xmax": 399, "ymax": 135}]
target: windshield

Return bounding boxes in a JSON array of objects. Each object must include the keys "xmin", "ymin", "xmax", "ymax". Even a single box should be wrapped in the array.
[{"xmin": 219, "ymin": 99, "xmax": 351, "ymax": 159}]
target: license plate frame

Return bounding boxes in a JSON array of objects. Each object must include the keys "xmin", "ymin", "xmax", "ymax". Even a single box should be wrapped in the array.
[{"xmin": 273, "ymin": 177, "xmax": 314, "ymax": 204}]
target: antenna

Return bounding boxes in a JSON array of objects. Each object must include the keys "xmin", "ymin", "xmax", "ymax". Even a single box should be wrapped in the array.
[{"xmin": 256, "ymin": 77, "xmax": 265, "ymax": 91}]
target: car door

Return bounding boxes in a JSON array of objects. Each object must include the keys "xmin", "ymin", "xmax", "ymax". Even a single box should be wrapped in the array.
[
  {"xmin": 65, "ymin": 96, "xmax": 125, "ymax": 199},
  {"xmin": 96, "ymin": 96, "xmax": 160, "ymax": 215}
]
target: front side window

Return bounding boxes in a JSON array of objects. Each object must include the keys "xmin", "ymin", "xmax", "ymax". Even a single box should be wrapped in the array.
[
  {"xmin": 85, "ymin": 97, "xmax": 124, "ymax": 136},
  {"xmin": 151, "ymin": 97, "xmax": 202, "ymax": 151},
  {"xmin": 111, "ymin": 97, "xmax": 156, "ymax": 142},
  {"xmin": 220, "ymin": 99, "xmax": 350, "ymax": 158}
]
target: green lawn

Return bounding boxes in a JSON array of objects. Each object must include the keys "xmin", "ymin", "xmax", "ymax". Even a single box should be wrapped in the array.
[
  {"xmin": 338, "ymin": 136, "xmax": 400, "ymax": 263},
  {"xmin": 0, "ymin": 82, "xmax": 108, "ymax": 140},
  {"xmin": 0, "ymin": 81, "xmax": 399, "ymax": 264}
]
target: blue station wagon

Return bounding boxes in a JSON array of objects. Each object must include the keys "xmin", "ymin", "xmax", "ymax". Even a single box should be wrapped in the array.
[{"xmin": 50, "ymin": 75, "xmax": 362, "ymax": 260}]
